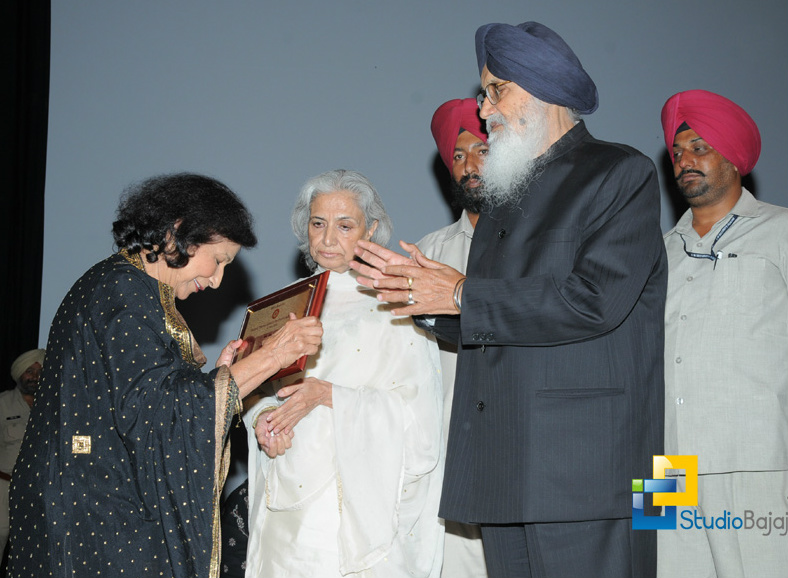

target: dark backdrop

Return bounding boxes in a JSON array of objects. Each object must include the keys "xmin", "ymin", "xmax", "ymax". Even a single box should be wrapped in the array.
[{"xmin": 1, "ymin": 0, "xmax": 49, "ymax": 391}]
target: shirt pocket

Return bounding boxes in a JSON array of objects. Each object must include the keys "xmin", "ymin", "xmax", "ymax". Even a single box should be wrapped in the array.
[
  {"xmin": 709, "ymin": 255, "xmax": 765, "ymax": 316},
  {"xmin": 2, "ymin": 418, "xmax": 27, "ymax": 443}
]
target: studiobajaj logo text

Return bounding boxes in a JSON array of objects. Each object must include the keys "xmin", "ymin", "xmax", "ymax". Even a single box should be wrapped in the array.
[{"xmin": 632, "ymin": 455, "xmax": 788, "ymax": 535}]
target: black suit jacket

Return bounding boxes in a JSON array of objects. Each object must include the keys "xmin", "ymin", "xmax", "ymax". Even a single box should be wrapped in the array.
[{"xmin": 436, "ymin": 121, "xmax": 666, "ymax": 524}]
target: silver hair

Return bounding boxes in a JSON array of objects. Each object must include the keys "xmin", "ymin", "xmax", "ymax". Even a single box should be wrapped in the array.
[{"xmin": 291, "ymin": 169, "xmax": 393, "ymax": 271}]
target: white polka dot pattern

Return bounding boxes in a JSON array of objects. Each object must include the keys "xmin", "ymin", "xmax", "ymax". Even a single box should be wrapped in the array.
[{"xmin": 8, "ymin": 253, "xmax": 239, "ymax": 577}]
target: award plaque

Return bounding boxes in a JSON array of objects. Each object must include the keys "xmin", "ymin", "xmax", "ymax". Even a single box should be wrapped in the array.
[{"xmin": 233, "ymin": 270, "xmax": 330, "ymax": 380}]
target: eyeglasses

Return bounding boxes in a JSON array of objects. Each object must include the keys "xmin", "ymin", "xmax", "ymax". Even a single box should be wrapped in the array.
[{"xmin": 476, "ymin": 80, "xmax": 512, "ymax": 108}]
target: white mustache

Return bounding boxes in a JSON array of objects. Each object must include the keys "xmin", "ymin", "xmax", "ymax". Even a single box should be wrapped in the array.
[{"xmin": 486, "ymin": 113, "xmax": 508, "ymax": 133}]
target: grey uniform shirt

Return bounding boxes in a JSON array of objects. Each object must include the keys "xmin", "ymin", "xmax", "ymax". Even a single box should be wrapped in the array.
[
  {"xmin": 0, "ymin": 387, "xmax": 29, "ymax": 475},
  {"xmin": 663, "ymin": 188, "xmax": 788, "ymax": 474}
]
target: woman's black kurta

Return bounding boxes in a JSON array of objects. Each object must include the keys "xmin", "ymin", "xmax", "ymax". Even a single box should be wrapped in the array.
[{"xmin": 9, "ymin": 252, "xmax": 238, "ymax": 577}]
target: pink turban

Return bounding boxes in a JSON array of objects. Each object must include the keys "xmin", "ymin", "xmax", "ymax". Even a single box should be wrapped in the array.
[
  {"xmin": 661, "ymin": 89, "xmax": 761, "ymax": 175},
  {"xmin": 431, "ymin": 98, "xmax": 487, "ymax": 171}
]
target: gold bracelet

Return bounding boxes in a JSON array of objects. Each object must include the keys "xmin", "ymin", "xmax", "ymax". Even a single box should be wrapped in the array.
[{"xmin": 453, "ymin": 277, "xmax": 467, "ymax": 313}]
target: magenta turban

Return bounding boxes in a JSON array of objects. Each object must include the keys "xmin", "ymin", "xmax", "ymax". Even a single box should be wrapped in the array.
[
  {"xmin": 431, "ymin": 98, "xmax": 488, "ymax": 171},
  {"xmin": 661, "ymin": 90, "xmax": 761, "ymax": 176}
]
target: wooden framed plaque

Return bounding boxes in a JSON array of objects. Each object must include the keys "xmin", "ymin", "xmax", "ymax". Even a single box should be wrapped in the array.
[{"xmin": 233, "ymin": 270, "xmax": 330, "ymax": 381}]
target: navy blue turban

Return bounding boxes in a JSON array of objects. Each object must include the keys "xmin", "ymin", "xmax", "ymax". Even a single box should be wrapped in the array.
[{"xmin": 475, "ymin": 21, "xmax": 599, "ymax": 115}]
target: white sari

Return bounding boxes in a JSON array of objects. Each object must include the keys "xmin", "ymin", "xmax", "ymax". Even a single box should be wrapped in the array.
[{"xmin": 244, "ymin": 269, "xmax": 444, "ymax": 578}]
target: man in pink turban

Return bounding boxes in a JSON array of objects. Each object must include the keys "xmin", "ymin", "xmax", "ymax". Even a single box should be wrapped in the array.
[
  {"xmin": 660, "ymin": 90, "xmax": 788, "ymax": 578},
  {"xmin": 417, "ymin": 98, "xmax": 488, "ymax": 578}
]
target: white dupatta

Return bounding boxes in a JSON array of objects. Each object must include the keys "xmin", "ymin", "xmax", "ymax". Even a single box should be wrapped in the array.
[{"xmin": 245, "ymin": 269, "xmax": 444, "ymax": 577}]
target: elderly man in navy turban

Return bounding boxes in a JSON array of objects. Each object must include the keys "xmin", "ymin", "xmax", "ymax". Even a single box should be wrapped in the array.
[
  {"xmin": 351, "ymin": 21, "xmax": 666, "ymax": 578},
  {"xmin": 659, "ymin": 90, "xmax": 788, "ymax": 578}
]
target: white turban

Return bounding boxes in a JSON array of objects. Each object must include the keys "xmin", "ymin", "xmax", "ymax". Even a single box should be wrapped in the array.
[{"xmin": 10, "ymin": 349, "xmax": 45, "ymax": 383}]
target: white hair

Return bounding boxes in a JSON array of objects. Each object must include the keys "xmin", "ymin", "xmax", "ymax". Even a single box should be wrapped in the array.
[{"xmin": 291, "ymin": 169, "xmax": 393, "ymax": 271}]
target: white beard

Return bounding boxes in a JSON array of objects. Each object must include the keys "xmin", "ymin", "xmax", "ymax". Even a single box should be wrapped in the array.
[{"xmin": 481, "ymin": 99, "xmax": 550, "ymax": 208}]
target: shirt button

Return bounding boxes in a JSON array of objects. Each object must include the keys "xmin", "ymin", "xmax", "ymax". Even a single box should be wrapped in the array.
[
  {"xmin": 696, "ymin": 242, "xmax": 703, "ymax": 247},
  {"xmin": 687, "ymin": 276, "xmax": 693, "ymax": 282},
  {"xmin": 498, "ymin": 229, "xmax": 507, "ymax": 239},
  {"xmin": 476, "ymin": 401, "xmax": 485, "ymax": 412},
  {"xmin": 676, "ymin": 357, "xmax": 682, "ymax": 364},
  {"xmin": 676, "ymin": 397, "xmax": 684, "ymax": 405},
  {"xmin": 680, "ymin": 315, "xmax": 687, "ymax": 321}
]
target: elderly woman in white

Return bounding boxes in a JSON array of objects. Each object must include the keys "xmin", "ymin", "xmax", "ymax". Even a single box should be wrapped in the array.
[{"xmin": 244, "ymin": 169, "xmax": 444, "ymax": 578}]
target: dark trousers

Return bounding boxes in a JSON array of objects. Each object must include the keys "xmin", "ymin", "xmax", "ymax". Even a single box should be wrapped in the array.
[{"xmin": 480, "ymin": 519, "xmax": 656, "ymax": 578}]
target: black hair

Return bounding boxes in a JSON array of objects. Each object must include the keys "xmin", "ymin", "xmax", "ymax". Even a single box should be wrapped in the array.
[{"xmin": 112, "ymin": 172, "xmax": 257, "ymax": 268}]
